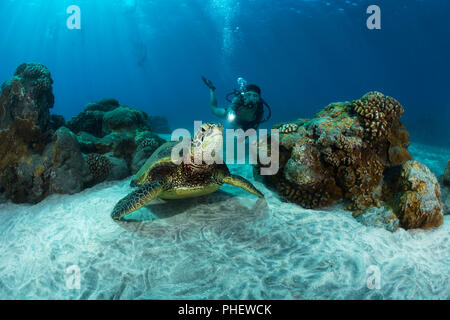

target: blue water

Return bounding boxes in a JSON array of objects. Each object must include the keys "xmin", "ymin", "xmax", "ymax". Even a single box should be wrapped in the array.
[
  {"xmin": 0, "ymin": 0, "xmax": 449, "ymax": 300},
  {"xmin": 0, "ymin": 0, "xmax": 449, "ymax": 145}
]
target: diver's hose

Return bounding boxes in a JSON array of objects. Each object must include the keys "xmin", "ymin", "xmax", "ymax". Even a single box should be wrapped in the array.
[
  {"xmin": 261, "ymin": 99, "xmax": 272, "ymax": 123},
  {"xmin": 226, "ymin": 92, "xmax": 234, "ymax": 103},
  {"xmin": 226, "ymin": 90, "xmax": 241, "ymax": 103}
]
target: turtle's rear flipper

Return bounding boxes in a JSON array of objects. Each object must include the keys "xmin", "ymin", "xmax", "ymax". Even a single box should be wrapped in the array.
[
  {"xmin": 223, "ymin": 175, "xmax": 264, "ymax": 198},
  {"xmin": 111, "ymin": 181, "xmax": 165, "ymax": 220}
]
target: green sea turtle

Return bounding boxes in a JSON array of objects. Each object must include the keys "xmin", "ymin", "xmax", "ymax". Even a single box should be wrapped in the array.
[{"xmin": 111, "ymin": 123, "xmax": 264, "ymax": 220}]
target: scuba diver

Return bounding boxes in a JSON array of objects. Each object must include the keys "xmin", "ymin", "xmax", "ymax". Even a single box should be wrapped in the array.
[{"xmin": 202, "ymin": 76, "xmax": 271, "ymax": 131}]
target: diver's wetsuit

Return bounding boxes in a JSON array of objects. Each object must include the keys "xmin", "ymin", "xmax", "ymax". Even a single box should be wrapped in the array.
[
  {"xmin": 205, "ymin": 77, "xmax": 269, "ymax": 131},
  {"xmin": 227, "ymin": 95, "xmax": 264, "ymax": 131}
]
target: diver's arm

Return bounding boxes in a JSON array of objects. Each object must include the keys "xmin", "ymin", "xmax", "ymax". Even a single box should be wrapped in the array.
[
  {"xmin": 210, "ymin": 89, "xmax": 227, "ymax": 119},
  {"xmin": 202, "ymin": 76, "xmax": 227, "ymax": 119}
]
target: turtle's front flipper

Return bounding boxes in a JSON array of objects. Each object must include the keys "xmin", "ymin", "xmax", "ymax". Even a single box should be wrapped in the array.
[
  {"xmin": 111, "ymin": 181, "xmax": 165, "ymax": 220},
  {"xmin": 222, "ymin": 175, "xmax": 264, "ymax": 198}
]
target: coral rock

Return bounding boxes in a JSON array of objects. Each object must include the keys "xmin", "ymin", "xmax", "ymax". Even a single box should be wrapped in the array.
[
  {"xmin": 437, "ymin": 175, "xmax": 449, "ymax": 215},
  {"xmin": 279, "ymin": 123, "xmax": 299, "ymax": 134},
  {"xmin": 131, "ymin": 131, "xmax": 165, "ymax": 174},
  {"xmin": 148, "ymin": 115, "xmax": 171, "ymax": 133},
  {"xmin": 255, "ymin": 94, "xmax": 405, "ymax": 211},
  {"xmin": 84, "ymin": 98, "xmax": 120, "ymax": 112},
  {"xmin": 0, "ymin": 125, "xmax": 91, "ymax": 203},
  {"xmin": 135, "ymin": 130, "xmax": 165, "ymax": 151},
  {"xmin": 393, "ymin": 160, "xmax": 444, "ymax": 229},
  {"xmin": 254, "ymin": 92, "xmax": 436, "ymax": 230},
  {"xmin": 438, "ymin": 160, "xmax": 450, "ymax": 215},
  {"xmin": 353, "ymin": 91, "xmax": 403, "ymax": 142},
  {"xmin": 49, "ymin": 114, "xmax": 66, "ymax": 132},
  {"xmin": 68, "ymin": 99, "xmax": 152, "ymax": 139},
  {"xmin": 102, "ymin": 106, "xmax": 149, "ymax": 136},
  {"xmin": 85, "ymin": 151, "xmax": 133, "ymax": 184},
  {"xmin": 69, "ymin": 98, "xmax": 165, "ymax": 171},
  {"xmin": 0, "ymin": 63, "xmax": 54, "ymax": 131},
  {"xmin": 67, "ymin": 110, "xmax": 104, "ymax": 137},
  {"xmin": 70, "ymin": 100, "xmax": 166, "ymax": 178},
  {"xmin": 444, "ymin": 160, "xmax": 450, "ymax": 187},
  {"xmin": 46, "ymin": 127, "xmax": 93, "ymax": 195},
  {"xmin": 77, "ymin": 131, "xmax": 136, "ymax": 159},
  {"xmin": 0, "ymin": 118, "xmax": 52, "ymax": 203},
  {"xmin": 104, "ymin": 153, "xmax": 130, "ymax": 181},
  {"xmin": 87, "ymin": 153, "xmax": 113, "ymax": 182}
]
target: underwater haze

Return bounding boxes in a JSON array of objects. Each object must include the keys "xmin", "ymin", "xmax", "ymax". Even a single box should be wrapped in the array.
[
  {"xmin": 0, "ymin": 0, "xmax": 449, "ymax": 145},
  {"xmin": 0, "ymin": 0, "xmax": 449, "ymax": 301}
]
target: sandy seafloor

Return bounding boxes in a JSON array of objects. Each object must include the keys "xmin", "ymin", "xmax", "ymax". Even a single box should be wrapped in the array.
[{"xmin": 0, "ymin": 141, "xmax": 449, "ymax": 300}]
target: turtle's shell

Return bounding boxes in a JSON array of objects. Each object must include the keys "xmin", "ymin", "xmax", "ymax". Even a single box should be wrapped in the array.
[{"xmin": 133, "ymin": 141, "xmax": 182, "ymax": 185}]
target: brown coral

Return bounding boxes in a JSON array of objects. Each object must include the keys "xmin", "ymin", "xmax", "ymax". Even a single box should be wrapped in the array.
[
  {"xmin": 352, "ymin": 92, "xmax": 404, "ymax": 142},
  {"xmin": 87, "ymin": 153, "xmax": 112, "ymax": 182},
  {"xmin": 137, "ymin": 137, "xmax": 160, "ymax": 151},
  {"xmin": 0, "ymin": 63, "xmax": 54, "ymax": 131},
  {"xmin": 254, "ymin": 92, "xmax": 428, "ymax": 229},
  {"xmin": 276, "ymin": 180, "xmax": 334, "ymax": 208},
  {"xmin": 279, "ymin": 123, "xmax": 299, "ymax": 134},
  {"xmin": 391, "ymin": 160, "xmax": 444, "ymax": 229},
  {"xmin": 0, "ymin": 118, "xmax": 50, "ymax": 174},
  {"xmin": 0, "ymin": 117, "xmax": 53, "ymax": 203}
]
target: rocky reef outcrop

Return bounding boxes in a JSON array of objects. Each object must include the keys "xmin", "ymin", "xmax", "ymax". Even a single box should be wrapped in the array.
[
  {"xmin": 0, "ymin": 63, "xmax": 59, "ymax": 203},
  {"xmin": 45, "ymin": 127, "xmax": 93, "ymax": 196},
  {"xmin": 0, "ymin": 63, "xmax": 54, "ymax": 132},
  {"xmin": 438, "ymin": 160, "xmax": 450, "ymax": 215},
  {"xmin": 0, "ymin": 118, "xmax": 53, "ymax": 203},
  {"xmin": 444, "ymin": 160, "xmax": 450, "ymax": 187},
  {"xmin": 148, "ymin": 115, "xmax": 171, "ymax": 133},
  {"xmin": 386, "ymin": 160, "xmax": 443, "ymax": 229},
  {"xmin": 255, "ymin": 92, "xmax": 443, "ymax": 230},
  {"xmin": 0, "ymin": 63, "xmax": 166, "ymax": 204},
  {"xmin": 67, "ymin": 98, "xmax": 165, "ymax": 175},
  {"xmin": 67, "ymin": 98, "xmax": 151, "ymax": 137}
]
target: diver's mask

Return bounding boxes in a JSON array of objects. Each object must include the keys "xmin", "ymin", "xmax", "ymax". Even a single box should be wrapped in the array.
[
  {"xmin": 236, "ymin": 77, "xmax": 259, "ymax": 106},
  {"xmin": 243, "ymin": 91, "xmax": 260, "ymax": 106}
]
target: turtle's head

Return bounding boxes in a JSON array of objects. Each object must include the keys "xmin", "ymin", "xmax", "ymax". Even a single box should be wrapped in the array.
[{"xmin": 192, "ymin": 123, "xmax": 224, "ymax": 162}]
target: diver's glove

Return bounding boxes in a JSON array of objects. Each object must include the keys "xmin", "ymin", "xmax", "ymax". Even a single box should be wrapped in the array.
[{"xmin": 202, "ymin": 76, "xmax": 216, "ymax": 91}]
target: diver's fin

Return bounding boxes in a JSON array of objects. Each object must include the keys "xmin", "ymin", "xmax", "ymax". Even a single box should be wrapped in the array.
[
  {"xmin": 222, "ymin": 175, "xmax": 264, "ymax": 198},
  {"xmin": 111, "ymin": 181, "xmax": 165, "ymax": 220}
]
